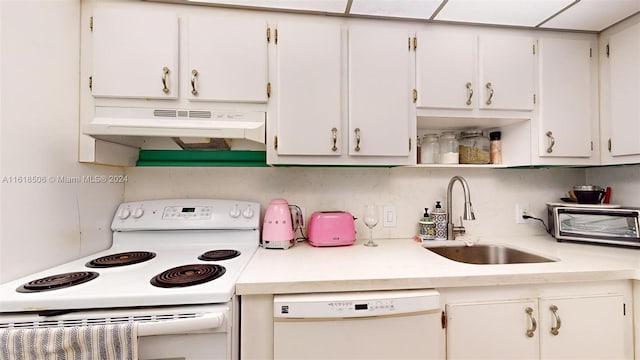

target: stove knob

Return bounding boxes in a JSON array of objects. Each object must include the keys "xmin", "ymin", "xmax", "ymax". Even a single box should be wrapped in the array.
[
  {"xmin": 229, "ymin": 205, "xmax": 241, "ymax": 218},
  {"xmin": 242, "ymin": 207, "xmax": 254, "ymax": 218},
  {"xmin": 118, "ymin": 208, "xmax": 131, "ymax": 220},
  {"xmin": 132, "ymin": 207, "xmax": 145, "ymax": 218}
]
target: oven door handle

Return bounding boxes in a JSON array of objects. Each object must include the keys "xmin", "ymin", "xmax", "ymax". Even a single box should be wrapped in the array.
[{"xmin": 138, "ymin": 313, "xmax": 225, "ymax": 336}]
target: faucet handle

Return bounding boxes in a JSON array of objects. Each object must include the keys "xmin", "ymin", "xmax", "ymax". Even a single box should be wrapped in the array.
[{"xmin": 452, "ymin": 225, "xmax": 466, "ymax": 239}]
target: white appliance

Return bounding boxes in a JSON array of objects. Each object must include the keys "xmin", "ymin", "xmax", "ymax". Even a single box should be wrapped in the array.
[
  {"xmin": 84, "ymin": 107, "xmax": 266, "ymax": 146},
  {"xmin": 0, "ymin": 199, "xmax": 260, "ymax": 360},
  {"xmin": 273, "ymin": 289, "xmax": 445, "ymax": 359}
]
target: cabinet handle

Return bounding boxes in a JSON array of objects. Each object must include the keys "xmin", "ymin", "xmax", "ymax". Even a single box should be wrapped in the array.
[
  {"xmin": 485, "ymin": 82, "xmax": 494, "ymax": 105},
  {"xmin": 466, "ymin": 82, "xmax": 473, "ymax": 105},
  {"xmin": 354, "ymin": 128, "xmax": 361, "ymax": 152},
  {"xmin": 525, "ymin": 307, "xmax": 537, "ymax": 338},
  {"xmin": 191, "ymin": 69, "xmax": 199, "ymax": 96},
  {"xmin": 331, "ymin": 127, "xmax": 338, "ymax": 152},
  {"xmin": 162, "ymin": 67, "xmax": 170, "ymax": 94},
  {"xmin": 546, "ymin": 131, "xmax": 555, "ymax": 153},
  {"xmin": 550, "ymin": 305, "xmax": 561, "ymax": 336}
]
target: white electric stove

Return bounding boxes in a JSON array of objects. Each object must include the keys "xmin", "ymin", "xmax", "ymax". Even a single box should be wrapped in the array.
[{"xmin": 0, "ymin": 198, "xmax": 260, "ymax": 360}]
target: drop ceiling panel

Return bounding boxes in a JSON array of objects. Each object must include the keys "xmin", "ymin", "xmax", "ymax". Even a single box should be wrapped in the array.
[
  {"xmin": 188, "ymin": 0, "xmax": 348, "ymax": 14},
  {"xmin": 350, "ymin": 0, "xmax": 443, "ymax": 19},
  {"xmin": 435, "ymin": 0, "xmax": 575, "ymax": 27},
  {"xmin": 541, "ymin": 0, "xmax": 640, "ymax": 31}
]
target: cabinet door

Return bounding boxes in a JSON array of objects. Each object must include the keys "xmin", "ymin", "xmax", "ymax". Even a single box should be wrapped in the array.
[
  {"xmin": 416, "ymin": 30, "xmax": 476, "ymax": 110},
  {"xmin": 539, "ymin": 295, "xmax": 626, "ymax": 359},
  {"xmin": 187, "ymin": 16, "xmax": 268, "ymax": 103},
  {"xmin": 91, "ymin": 9, "xmax": 179, "ymax": 99},
  {"xmin": 445, "ymin": 299, "xmax": 539, "ymax": 359},
  {"xmin": 348, "ymin": 26, "xmax": 411, "ymax": 157},
  {"xmin": 274, "ymin": 22, "xmax": 342, "ymax": 156},
  {"xmin": 538, "ymin": 38, "xmax": 594, "ymax": 158},
  {"xmin": 609, "ymin": 23, "xmax": 640, "ymax": 157},
  {"xmin": 479, "ymin": 34, "xmax": 535, "ymax": 111}
]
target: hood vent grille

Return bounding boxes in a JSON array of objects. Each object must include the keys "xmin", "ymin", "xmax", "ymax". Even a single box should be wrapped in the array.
[
  {"xmin": 153, "ymin": 109, "xmax": 177, "ymax": 118},
  {"xmin": 152, "ymin": 109, "xmax": 213, "ymax": 119},
  {"xmin": 189, "ymin": 110, "xmax": 212, "ymax": 119}
]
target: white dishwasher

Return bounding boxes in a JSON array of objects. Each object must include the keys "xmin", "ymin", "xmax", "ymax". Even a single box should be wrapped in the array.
[{"xmin": 273, "ymin": 289, "xmax": 444, "ymax": 359}]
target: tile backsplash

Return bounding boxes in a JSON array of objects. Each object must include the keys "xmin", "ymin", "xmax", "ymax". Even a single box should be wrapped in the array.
[{"xmin": 124, "ymin": 166, "xmax": 587, "ymax": 240}]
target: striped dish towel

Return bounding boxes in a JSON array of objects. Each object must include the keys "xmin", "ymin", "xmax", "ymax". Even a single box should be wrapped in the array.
[{"xmin": 0, "ymin": 323, "xmax": 138, "ymax": 360}]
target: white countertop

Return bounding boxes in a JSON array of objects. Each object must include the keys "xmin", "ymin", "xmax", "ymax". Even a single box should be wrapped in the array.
[{"xmin": 236, "ymin": 235, "xmax": 640, "ymax": 295}]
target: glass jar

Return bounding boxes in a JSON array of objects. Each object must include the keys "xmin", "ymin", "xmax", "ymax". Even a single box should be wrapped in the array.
[
  {"xmin": 459, "ymin": 129, "xmax": 490, "ymax": 164},
  {"xmin": 420, "ymin": 134, "xmax": 439, "ymax": 164},
  {"xmin": 438, "ymin": 132, "xmax": 459, "ymax": 164}
]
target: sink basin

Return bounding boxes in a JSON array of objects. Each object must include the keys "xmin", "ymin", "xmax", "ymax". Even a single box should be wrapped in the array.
[{"xmin": 425, "ymin": 244, "xmax": 556, "ymax": 265}]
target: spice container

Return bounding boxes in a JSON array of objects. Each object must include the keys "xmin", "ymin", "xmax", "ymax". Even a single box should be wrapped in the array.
[
  {"xmin": 459, "ymin": 129, "xmax": 490, "ymax": 164},
  {"xmin": 438, "ymin": 132, "xmax": 459, "ymax": 164},
  {"xmin": 490, "ymin": 131, "xmax": 502, "ymax": 164},
  {"xmin": 420, "ymin": 134, "xmax": 439, "ymax": 164}
]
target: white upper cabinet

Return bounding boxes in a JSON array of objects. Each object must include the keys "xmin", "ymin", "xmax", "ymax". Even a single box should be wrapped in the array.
[
  {"xmin": 272, "ymin": 21, "xmax": 343, "ymax": 157},
  {"xmin": 187, "ymin": 16, "xmax": 268, "ymax": 103},
  {"xmin": 91, "ymin": 8, "xmax": 179, "ymax": 99},
  {"xmin": 608, "ymin": 21, "xmax": 640, "ymax": 158},
  {"xmin": 416, "ymin": 31, "xmax": 476, "ymax": 110},
  {"xmin": 416, "ymin": 30, "xmax": 535, "ymax": 115},
  {"xmin": 348, "ymin": 26, "xmax": 413, "ymax": 157},
  {"xmin": 478, "ymin": 34, "xmax": 535, "ymax": 111},
  {"xmin": 537, "ymin": 37, "xmax": 596, "ymax": 162}
]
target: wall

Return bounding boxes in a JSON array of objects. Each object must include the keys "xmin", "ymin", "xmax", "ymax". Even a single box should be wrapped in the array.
[
  {"xmin": 586, "ymin": 165, "xmax": 640, "ymax": 206},
  {"xmin": 0, "ymin": 0, "xmax": 124, "ymax": 283},
  {"xmin": 124, "ymin": 166, "xmax": 585, "ymax": 240}
]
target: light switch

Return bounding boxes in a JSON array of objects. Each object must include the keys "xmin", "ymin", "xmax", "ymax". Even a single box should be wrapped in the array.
[{"xmin": 383, "ymin": 206, "xmax": 397, "ymax": 227}]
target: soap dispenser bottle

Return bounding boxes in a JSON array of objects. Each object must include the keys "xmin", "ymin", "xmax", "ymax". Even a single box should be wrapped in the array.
[
  {"xmin": 418, "ymin": 208, "xmax": 435, "ymax": 241},
  {"xmin": 432, "ymin": 201, "xmax": 447, "ymax": 240}
]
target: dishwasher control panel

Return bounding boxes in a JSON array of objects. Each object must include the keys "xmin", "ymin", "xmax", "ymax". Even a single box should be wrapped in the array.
[{"xmin": 274, "ymin": 289, "xmax": 440, "ymax": 318}]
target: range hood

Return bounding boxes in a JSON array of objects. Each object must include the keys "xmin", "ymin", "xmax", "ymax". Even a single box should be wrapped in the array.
[{"xmin": 83, "ymin": 106, "xmax": 266, "ymax": 146}]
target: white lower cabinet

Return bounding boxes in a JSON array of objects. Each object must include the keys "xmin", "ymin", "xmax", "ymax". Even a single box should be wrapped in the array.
[
  {"xmin": 446, "ymin": 299, "xmax": 539, "ymax": 359},
  {"xmin": 442, "ymin": 282, "xmax": 632, "ymax": 360}
]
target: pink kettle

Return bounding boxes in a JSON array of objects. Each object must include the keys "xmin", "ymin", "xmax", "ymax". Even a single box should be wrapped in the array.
[{"xmin": 262, "ymin": 199, "xmax": 302, "ymax": 249}]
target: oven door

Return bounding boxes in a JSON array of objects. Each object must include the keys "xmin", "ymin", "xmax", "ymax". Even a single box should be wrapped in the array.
[
  {"xmin": 554, "ymin": 208, "xmax": 640, "ymax": 247},
  {"xmin": 0, "ymin": 303, "xmax": 236, "ymax": 360}
]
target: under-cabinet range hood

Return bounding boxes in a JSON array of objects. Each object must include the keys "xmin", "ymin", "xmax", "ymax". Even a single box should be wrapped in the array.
[{"xmin": 83, "ymin": 106, "xmax": 266, "ymax": 146}]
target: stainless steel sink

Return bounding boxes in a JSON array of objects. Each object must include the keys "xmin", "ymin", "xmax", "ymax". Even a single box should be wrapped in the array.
[{"xmin": 425, "ymin": 244, "xmax": 556, "ymax": 265}]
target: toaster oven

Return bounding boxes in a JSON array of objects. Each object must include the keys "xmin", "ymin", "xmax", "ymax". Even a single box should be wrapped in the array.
[{"xmin": 547, "ymin": 203, "xmax": 640, "ymax": 248}]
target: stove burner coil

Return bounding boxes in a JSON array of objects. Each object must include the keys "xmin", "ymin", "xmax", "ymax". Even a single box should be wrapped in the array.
[
  {"xmin": 86, "ymin": 251, "xmax": 156, "ymax": 268},
  {"xmin": 198, "ymin": 249, "xmax": 241, "ymax": 261},
  {"xmin": 17, "ymin": 271, "xmax": 99, "ymax": 293},
  {"xmin": 150, "ymin": 264, "xmax": 226, "ymax": 288}
]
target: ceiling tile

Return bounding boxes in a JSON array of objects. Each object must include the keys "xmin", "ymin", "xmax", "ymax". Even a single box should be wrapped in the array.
[
  {"xmin": 540, "ymin": 0, "xmax": 640, "ymax": 31},
  {"xmin": 435, "ymin": 0, "xmax": 575, "ymax": 27},
  {"xmin": 349, "ymin": 0, "xmax": 443, "ymax": 19}
]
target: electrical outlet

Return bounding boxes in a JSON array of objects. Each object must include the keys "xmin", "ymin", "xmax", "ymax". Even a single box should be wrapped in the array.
[
  {"xmin": 383, "ymin": 206, "xmax": 397, "ymax": 227},
  {"xmin": 516, "ymin": 203, "xmax": 530, "ymax": 224}
]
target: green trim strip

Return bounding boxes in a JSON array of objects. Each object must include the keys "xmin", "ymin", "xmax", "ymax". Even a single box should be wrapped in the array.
[{"xmin": 136, "ymin": 150, "xmax": 268, "ymax": 167}]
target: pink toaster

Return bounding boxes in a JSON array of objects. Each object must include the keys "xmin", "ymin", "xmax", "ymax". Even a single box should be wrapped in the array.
[{"xmin": 308, "ymin": 211, "xmax": 356, "ymax": 247}]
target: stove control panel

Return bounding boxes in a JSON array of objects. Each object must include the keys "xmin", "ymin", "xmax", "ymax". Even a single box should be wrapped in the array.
[
  {"xmin": 163, "ymin": 206, "xmax": 212, "ymax": 220},
  {"xmin": 111, "ymin": 199, "xmax": 260, "ymax": 231}
]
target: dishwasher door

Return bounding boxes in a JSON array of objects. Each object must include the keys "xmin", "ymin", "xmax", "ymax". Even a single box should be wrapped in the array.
[{"xmin": 273, "ymin": 289, "xmax": 444, "ymax": 359}]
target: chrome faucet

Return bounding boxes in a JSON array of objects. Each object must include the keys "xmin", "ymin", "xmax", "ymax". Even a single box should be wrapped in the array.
[{"xmin": 446, "ymin": 176, "xmax": 476, "ymax": 240}]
